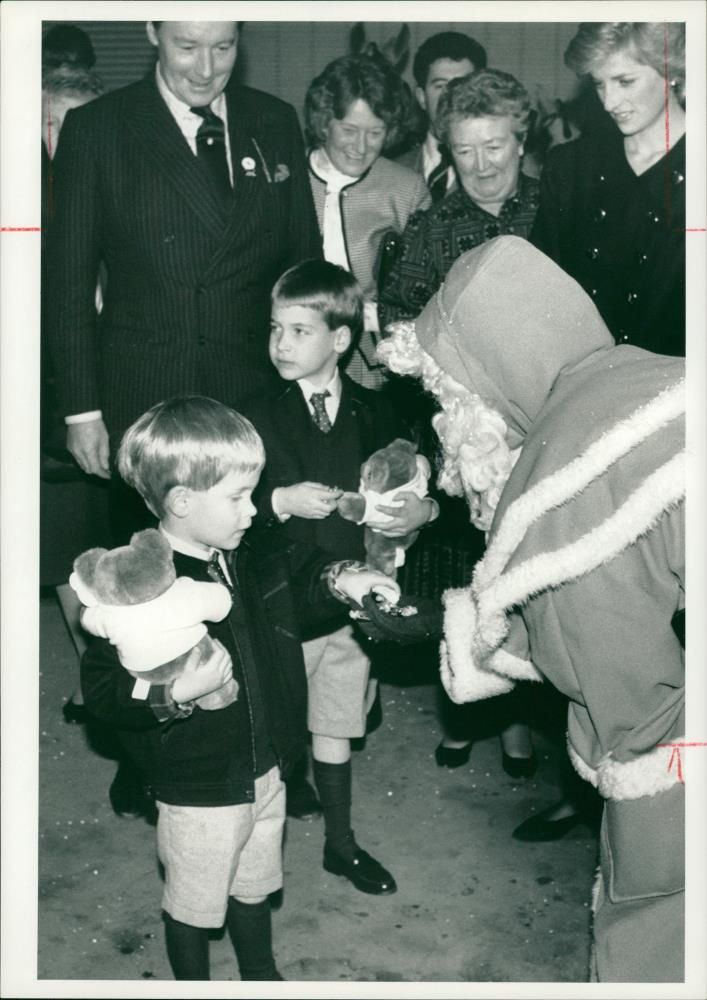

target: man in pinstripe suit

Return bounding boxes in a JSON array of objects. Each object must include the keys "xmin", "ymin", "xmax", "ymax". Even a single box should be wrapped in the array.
[{"xmin": 47, "ymin": 21, "xmax": 321, "ymax": 518}]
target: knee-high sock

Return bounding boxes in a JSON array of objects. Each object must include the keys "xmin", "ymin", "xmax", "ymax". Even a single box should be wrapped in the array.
[
  {"xmin": 226, "ymin": 897, "xmax": 281, "ymax": 981},
  {"xmin": 163, "ymin": 912, "xmax": 209, "ymax": 980},
  {"xmin": 312, "ymin": 758, "xmax": 354, "ymax": 857}
]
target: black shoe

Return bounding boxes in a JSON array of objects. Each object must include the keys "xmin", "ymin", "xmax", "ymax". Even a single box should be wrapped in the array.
[
  {"xmin": 434, "ymin": 741, "xmax": 472, "ymax": 768},
  {"xmin": 323, "ymin": 843, "xmax": 397, "ymax": 895},
  {"xmin": 512, "ymin": 805, "xmax": 583, "ymax": 842},
  {"xmin": 502, "ymin": 751, "xmax": 538, "ymax": 780},
  {"xmin": 62, "ymin": 698, "xmax": 89, "ymax": 725},
  {"xmin": 285, "ymin": 778, "xmax": 322, "ymax": 820},
  {"xmin": 109, "ymin": 765, "xmax": 157, "ymax": 824}
]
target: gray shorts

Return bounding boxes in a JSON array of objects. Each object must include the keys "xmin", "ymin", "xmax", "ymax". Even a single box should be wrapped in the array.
[
  {"xmin": 156, "ymin": 766, "xmax": 285, "ymax": 928},
  {"xmin": 303, "ymin": 623, "xmax": 371, "ymax": 738}
]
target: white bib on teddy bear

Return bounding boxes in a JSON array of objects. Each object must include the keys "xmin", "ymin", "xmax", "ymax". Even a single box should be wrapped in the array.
[{"xmin": 357, "ymin": 456, "xmax": 430, "ymax": 527}]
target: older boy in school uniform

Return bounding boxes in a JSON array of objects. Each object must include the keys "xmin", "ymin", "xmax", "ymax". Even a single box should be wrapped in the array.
[
  {"xmin": 80, "ymin": 395, "xmax": 398, "ymax": 981},
  {"xmin": 243, "ymin": 261, "xmax": 438, "ymax": 895}
]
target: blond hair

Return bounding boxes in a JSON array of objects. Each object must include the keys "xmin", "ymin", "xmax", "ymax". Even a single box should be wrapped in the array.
[{"xmin": 117, "ymin": 396, "xmax": 265, "ymax": 518}]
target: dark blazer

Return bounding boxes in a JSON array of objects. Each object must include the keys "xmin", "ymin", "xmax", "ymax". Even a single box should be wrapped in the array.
[
  {"xmin": 46, "ymin": 73, "xmax": 322, "ymax": 442},
  {"xmin": 530, "ymin": 132, "xmax": 685, "ymax": 357},
  {"xmin": 81, "ymin": 532, "xmax": 341, "ymax": 806},
  {"xmin": 242, "ymin": 373, "xmax": 406, "ymax": 542}
]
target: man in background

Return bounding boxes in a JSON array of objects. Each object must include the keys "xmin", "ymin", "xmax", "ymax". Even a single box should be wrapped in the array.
[{"xmin": 397, "ymin": 31, "xmax": 487, "ymax": 202}]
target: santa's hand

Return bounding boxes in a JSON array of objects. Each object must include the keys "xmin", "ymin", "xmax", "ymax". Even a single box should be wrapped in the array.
[
  {"xmin": 171, "ymin": 640, "xmax": 233, "ymax": 703},
  {"xmin": 336, "ymin": 568, "xmax": 400, "ymax": 607},
  {"xmin": 354, "ymin": 593, "xmax": 444, "ymax": 645},
  {"xmin": 369, "ymin": 493, "xmax": 438, "ymax": 537}
]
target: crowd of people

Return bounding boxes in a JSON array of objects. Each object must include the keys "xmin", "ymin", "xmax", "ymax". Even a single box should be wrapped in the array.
[{"xmin": 42, "ymin": 19, "xmax": 687, "ymax": 985}]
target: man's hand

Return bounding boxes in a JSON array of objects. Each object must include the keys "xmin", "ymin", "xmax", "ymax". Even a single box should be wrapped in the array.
[
  {"xmin": 66, "ymin": 418, "xmax": 110, "ymax": 479},
  {"xmin": 171, "ymin": 640, "xmax": 233, "ymax": 704},
  {"xmin": 367, "ymin": 493, "xmax": 437, "ymax": 537},
  {"xmin": 274, "ymin": 482, "xmax": 342, "ymax": 519}
]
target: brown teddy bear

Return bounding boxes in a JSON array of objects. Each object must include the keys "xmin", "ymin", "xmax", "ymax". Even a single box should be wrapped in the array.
[
  {"xmin": 69, "ymin": 529, "xmax": 238, "ymax": 710},
  {"xmin": 337, "ymin": 438, "xmax": 431, "ymax": 577}
]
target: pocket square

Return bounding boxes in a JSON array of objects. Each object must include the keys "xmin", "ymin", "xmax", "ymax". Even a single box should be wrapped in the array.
[{"xmin": 273, "ymin": 163, "xmax": 290, "ymax": 183}]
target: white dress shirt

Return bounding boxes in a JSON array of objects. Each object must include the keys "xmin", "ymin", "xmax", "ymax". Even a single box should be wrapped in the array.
[
  {"xmin": 421, "ymin": 131, "xmax": 455, "ymax": 194},
  {"xmin": 160, "ymin": 524, "xmax": 232, "ymax": 586}
]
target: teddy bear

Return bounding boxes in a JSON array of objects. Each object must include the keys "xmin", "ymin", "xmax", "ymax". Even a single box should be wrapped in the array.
[
  {"xmin": 337, "ymin": 438, "xmax": 431, "ymax": 577},
  {"xmin": 69, "ymin": 529, "xmax": 238, "ymax": 711}
]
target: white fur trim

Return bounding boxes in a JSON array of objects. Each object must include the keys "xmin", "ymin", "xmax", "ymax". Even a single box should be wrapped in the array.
[
  {"xmin": 473, "ymin": 452, "xmax": 685, "ymax": 659},
  {"xmin": 490, "ymin": 648, "xmax": 543, "ymax": 684},
  {"xmin": 567, "ymin": 742, "xmax": 599, "ymax": 788},
  {"xmin": 568, "ymin": 737, "xmax": 685, "ymax": 801},
  {"xmin": 439, "ymin": 589, "xmax": 514, "ymax": 703},
  {"xmin": 476, "ymin": 380, "xmax": 684, "ymax": 589}
]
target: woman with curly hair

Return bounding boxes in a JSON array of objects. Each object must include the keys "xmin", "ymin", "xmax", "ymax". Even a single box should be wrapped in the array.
[
  {"xmin": 378, "ymin": 68, "xmax": 540, "ymax": 329},
  {"xmin": 305, "ymin": 54, "xmax": 430, "ymax": 389},
  {"xmin": 531, "ymin": 22, "xmax": 686, "ymax": 356}
]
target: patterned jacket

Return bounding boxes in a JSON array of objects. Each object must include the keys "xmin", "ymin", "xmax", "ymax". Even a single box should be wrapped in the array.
[{"xmin": 378, "ymin": 173, "xmax": 540, "ymax": 330}]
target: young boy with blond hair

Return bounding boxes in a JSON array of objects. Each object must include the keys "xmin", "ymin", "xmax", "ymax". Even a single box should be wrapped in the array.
[{"xmin": 80, "ymin": 395, "xmax": 398, "ymax": 981}]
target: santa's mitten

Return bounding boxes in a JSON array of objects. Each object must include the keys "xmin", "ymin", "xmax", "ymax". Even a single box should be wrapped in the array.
[{"xmin": 354, "ymin": 592, "xmax": 443, "ymax": 645}]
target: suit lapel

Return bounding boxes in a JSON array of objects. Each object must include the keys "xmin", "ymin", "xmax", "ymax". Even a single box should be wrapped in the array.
[
  {"xmin": 274, "ymin": 384, "xmax": 313, "ymax": 472},
  {"xmin": 123, "ymin": 75, "xmax": 228, "ymax": 240},
  {"xmin": 215, "ymin": 94, "xmax": 274, "ymax": 252}
]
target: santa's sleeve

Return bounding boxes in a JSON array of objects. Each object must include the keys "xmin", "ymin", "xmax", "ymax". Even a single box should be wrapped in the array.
[{"xmin": 440, "ymin": 589, "xmax": 542, "ymax": 704}]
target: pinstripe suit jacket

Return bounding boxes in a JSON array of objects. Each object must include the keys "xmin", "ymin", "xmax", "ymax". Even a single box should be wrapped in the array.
[{"xmin": 46, "ymin": 73, "xmax": 322, "ymax": 442}]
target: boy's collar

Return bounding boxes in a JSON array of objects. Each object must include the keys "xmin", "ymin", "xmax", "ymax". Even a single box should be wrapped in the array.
[
  {"xmin": 159, "ymin": 523, "xmax": 215, "ymax": 562},
  {"xmin": 297, "ymin": 369, "xmax": 342, "ymax": 403}
]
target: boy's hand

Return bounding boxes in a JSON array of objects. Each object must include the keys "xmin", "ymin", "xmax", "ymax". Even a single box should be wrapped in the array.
[
  {"xmin": 336, "ymin": 568, "xmax": 401, "ymax": 607},
  {"xmin": 368, "ymin": 493, "xmax": 437, "ymax": 537},
  {"xmin": 171, "ymin": 640, "xmax": 233, "ymax": 704},
  {"xmin": 275, "ymin": 482, "xmax": 342, "ymax": 519}
]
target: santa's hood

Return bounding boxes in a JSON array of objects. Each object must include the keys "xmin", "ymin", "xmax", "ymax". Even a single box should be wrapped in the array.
[{"xmin": 413, "ymin": 236, "xmax": 614, "ymax": 445}]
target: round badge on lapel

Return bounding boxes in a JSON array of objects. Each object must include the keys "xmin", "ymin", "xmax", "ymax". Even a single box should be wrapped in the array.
[{"xmin": 241, "ymin": 156, "xmax": 256, "ymax": 171}]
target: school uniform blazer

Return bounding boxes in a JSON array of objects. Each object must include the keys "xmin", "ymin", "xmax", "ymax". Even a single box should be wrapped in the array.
[
  {"xmin": 46, "ymin": 73, "xmax": 322, "ymax": 441},
  {"xmin": 242, "ymin": 373, "xmax": 407, "ymax": 540}
]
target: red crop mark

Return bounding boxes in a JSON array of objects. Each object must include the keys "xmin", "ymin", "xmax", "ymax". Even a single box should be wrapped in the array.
[
  {"xmin": 662, "ymin": 23, "xmax": 706, "ymax": 233},
  {"xmin": 657, "ymin": 742, "xmax": 707, "ymax": 784}
]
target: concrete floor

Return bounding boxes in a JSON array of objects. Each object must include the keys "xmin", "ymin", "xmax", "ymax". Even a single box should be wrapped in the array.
[{"xmin": 36, "ymin": 593, "xmax": 599, "ymax": 989}]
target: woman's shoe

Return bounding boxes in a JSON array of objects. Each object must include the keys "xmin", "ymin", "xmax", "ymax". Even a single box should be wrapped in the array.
[
  {"xmin": 434, "ymin": 741, "xmax": 472, "ymax": 768},
  {"xmin": 502, "ymin": 751, "xmax": 538, "ymax": 779},
  {"xmin": 512, "ymin": 804, "xmax": 583, "ymax": 841},
  {"xmin": 62, "ymin": 698, "xmax": 89, "ymax": 725}
]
